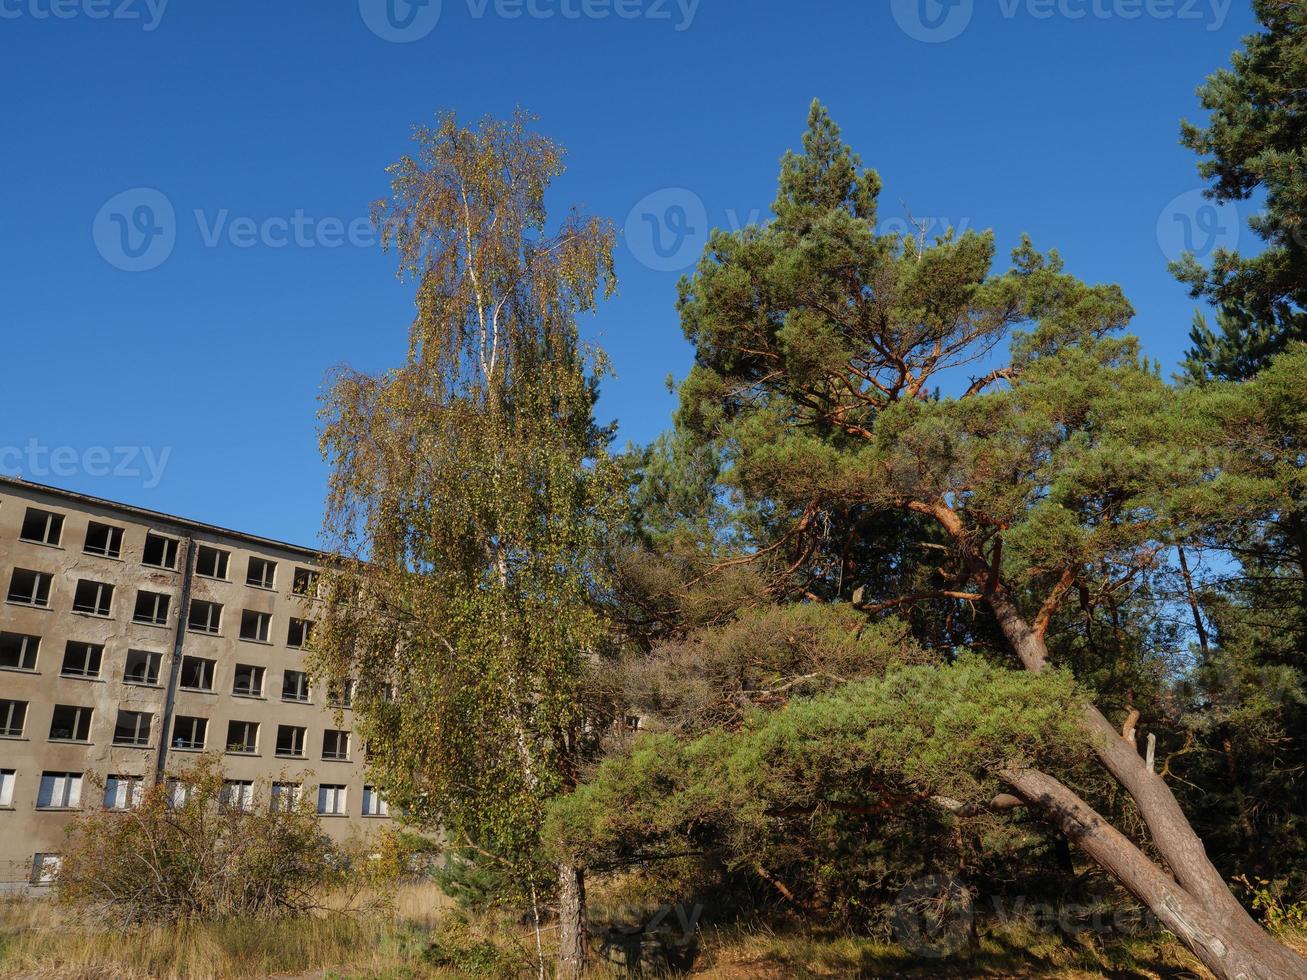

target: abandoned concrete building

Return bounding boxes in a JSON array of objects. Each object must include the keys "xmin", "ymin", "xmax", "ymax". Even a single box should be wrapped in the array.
[{"xmin": 0, "ymin": 475, "xmax": 392, "ymax": 888}]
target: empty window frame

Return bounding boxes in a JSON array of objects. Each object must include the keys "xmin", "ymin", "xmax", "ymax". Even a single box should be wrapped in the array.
[
  {"xmin": 317, "ymin": 784, "xmax": 347, "ymax": 815},
  {"xmin": 275, "ymin": 724, "xmax": 306, "ymax": 758},
  {"xmin": 7, "ymin": 568, "xmax": 52, "ymax": 607},
  {"xmin": 292, "ymin": 567, "xmax": 319, "ymax": 596},
  {"xmin": 142, "ymin": 532, "xmax": 179, "ymax": 570},
  {"xmin": 281, "ymin": 670, "xmax": 310, "ymax": 703},
  {"xmin": 83, "ymin": 521, "xmax": 124, "ymax": 558},
  {"xmin": 246, "ymin": 557, "xmax": 276, "ymax": 589},
  {"xmin": 20, "ymin": 508, "xmax": 63, "ymax": 546},
  {"xmin": 49, "ymin": 705, "xmax": 92, "ymax": 742},
  {"xmin": 232, "ymin": 663, "xmax": 265, "ymax": 697},
  {"xmin": 362, "ymin": 785, "xmax": 389, "ymax": 817},
  {"xmin": 327, "ymin": 679, "xmax": 355, "ymax": 708},
  {"xmin": 221, "ymin": 780, "xmax": 254, "ymax": 812},
  {"xmin": 286, "ymin": 617, "xmax": 314, "ymax": 649},
  {"xmin": 72, "ymin": 579, "xmax": 113, "ymax": 617},
  {"xmin": 239, "ymin": 609, "xmax": 271, "ymax": 643},
  {"xmin": 0, "ymin": 699, "xmax": 27, "ymax": 737},
  {"xmin": 171, "ymin": 715, "xmax": 207, "ymax": 750},
  {"xmin": 188, "ymin": 600, "xmax": 223, "ymax": 635},
  {"xmin": 37, "ymin": 772, "xmax": 82, "ymax": 809},
  {"xmin": 195, "ymin": 545, "xmax": 230, "ymax": 580},
  {"xmin": 0, "ymin": 769, "xmax": 14, "ymax": 807},
  {"xmin": 322, "ymin": 729, "xmax": 350, "ymax": 761},
  {"xmin": 0, "ymin": 632, "xmax": 39, "ymax": 671},
  {"xmin": 270, "ymin": 781, "xmax": 301, "ymax": 812},
  {"xmin": 178, "ymin": 656, "xmax": 215, "ymax": 691},
  {"xmin": 124, "ymin": 649, "xmax": 162, "ymax": 685},
  {"xmin": 225, "ymin": 720, "xmax": 259, "ymax": 755},
  {"xmin": 61, "ymin": 641, "xmax": 103, "ymax": 679},
  {"xmin": 113, "ymin": 710, "xmax": 152, "ymax": 747},
  {"xmin": 103, "ymin": 774, "xmax": 144, "ymax": 811},
  {"xmin": 133, "ymin": 590, "xmax": 171, "ymax": 626},
  {"xmin": 31, "ymin": 853, "xmax": 62, "ymax": 885}
]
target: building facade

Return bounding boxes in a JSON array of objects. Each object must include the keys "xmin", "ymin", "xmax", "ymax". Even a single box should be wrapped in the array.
[{"xmin": 0, "ymin": 476, "xmax": 391, "ymax": 888}]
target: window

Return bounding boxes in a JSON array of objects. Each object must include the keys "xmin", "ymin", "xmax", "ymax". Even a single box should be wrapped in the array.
[
  {"xmin": 322, "ymin": 729, "xmax": 350, "ymax": 761},
  {"xmin": 328, "ymin": 679, "xmax": 355, "ymax": 708},
  {"xmin": 20, "ymin": 508, "xmax": 63, "ymax": 546},
  {"xmin": 133, "ymin": 590, "xmax": 171, "ymax": 626},
  {"xmin": 164, "ymin": 778, "xmax": 192, "ymax": 808},
  {"xmin": 83, "ymin": 522, "xmax": 124, "ymax": 558},
  {"xmin": 113, "ymin": 710, "xmax": 152, "ymax": 747},
  {"xmin": 61, "ymin": 642, "xmax": 103, "ymax": 679},
  {"xmin": 172, "ymin": 716, "xmax": 207, "ymax": 750},
  {"xmin": 282, "ymin": 670, "xmax": 310, "ymax": 703},
  {"xmin": 287, "ymin": 618, "xmax": 314, "ymax": 649},
  {"xmin": 0, "ymin": 632, "xmax": 39, "ymax": 671},
  {"xmin": 246, "ymin": 557, "xmax": 277, "ymax": 589},
  {"xmin": 270, "ymin": 781, "xmax": 301, "ymax": 812},
  {"xmin": 7, "ymin": 568, "xmax": 52, "ymax": 607},
  {"xmin": 239, "ymin": 609, "xmax": 271, "ymax": 643},
  {"xmin": 37, "ymin": 772, "xmax": 82, "ymax": 809},
  {"xmin": 221, "ymin": 780, "xmax": 254, "ymax": 812},
  {"xmin": 226, "ymin": 720, "xmax": 259, "ymax": 754},
  {"xmin": 317, "ymin": 784, "xmax": 347, "ymax": 815},
  {"xmin": 142, "ymin": 532, "xmax": 179, "ymax": 570},
  {"xmin": 195, "ymin": 545, "xmax": 230, "ymax": 580},
  {"xmin": 362, "ymin": 785, "xmax": 389, "ymax": 817},
  {"xmin": 124, "ymin": 649, "xmax": 162, "ymax": 686},
  {"xmin": 188, "ymin": 599, "xmax": 222, "ymax": 635},
  {"xmin": 31, "ymin": 853, "xmax": 62, "ymax": 885},
  {"xmin": 0, "ymin": 699, "xmax": 27, "ymax": 737},
  {"xmin": 49, "ymin": 705, "xmax": 92, "ymax": 742},
  {"xmin": 72, "ymin": 579, "xmax": 114, "ymax": 617},
  {"xmin": 292, "ymin": 567, "xmax": 319, "ymax": 596},
  {"xmin": 275, "ymin": 724, "xmax": 306, "ymax": 758},
  {"xmin": 179, "ymin": 656, "xmax": 215, "ymax": 691},
  {"xmin": 103, "ymin": 775, "xmax": 144, "ymax": 811},
  {"xmin": 0, "ymin": 769, "xmax": 14, "ymax": 807},
  {"xmin": 232, "ymin": 664, "xmax": 265, "ymax": 697}
]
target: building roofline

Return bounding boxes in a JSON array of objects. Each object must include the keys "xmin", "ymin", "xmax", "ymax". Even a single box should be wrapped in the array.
[{"xmin": 0, "ymin": 474, "xmax": 323, "ymax": 559}]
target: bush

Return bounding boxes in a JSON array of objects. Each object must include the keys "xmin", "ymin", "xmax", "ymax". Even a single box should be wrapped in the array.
[{"xmin": 56, "ymin": 755, "xmax": 343, "ymax": 925}]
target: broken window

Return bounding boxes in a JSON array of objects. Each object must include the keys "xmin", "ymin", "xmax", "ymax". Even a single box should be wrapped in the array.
[
  {"xmin": 30, "ymin": 852, "xmax": 62, "ymax": 884},
  {"xmin": 0, "ymin": 699, "xmax": 27, "ymax": 737},
  {"xmin": 0, "ymin": 632, "xmax": 39, "ymax": 671},
  {"xmin": 317, "ymin": 784, "xmax": 347, "ymax": 815},
  {"xmin": 20, "ymin": 508, "xmax": 63, "ymax": 546},
  {"xmin": 179, "ymin": 656, "xmax": 215, "ymax": 691},
  {"xmin": 72, "ymin": 579, "xmax": 113, "ymax": 617},
  {"xmin": 83, "ymin": 521, "xmax": 124, "ymax": 558},
  {"xmin": 142, "ymin": 532, "xmax": 179, "ymax": 570},
  {"xmin": 0, "ymin": 770, "xmax": 14, "ymax": 807},
  {"xmin": 220, "ymin": 780, "xmax": 254, "ymax": 812},
  {"xmin": 275, "ymin": 724, "xmax": 306, "ymax": 758},
  {"xmin": 61, "ymin": 642, "xmax": 103, "ymax": 679},
  {"xmin": 113, "ymin": 710, "xmax": 152, "ymax": 747},
  {"xmin": 232, "ymin": 663, "xmax": 265, "ymax": 697},
  {"xmin": 195, "ymin": 545, "xmax": 230, "ymax": 580},
  {"xmin": 37, "ymin": 773, "xmax": 81, "ymax": 809},
  {"xmin": 362, "ymin": 786, "xmax": 388, "ymax": 817},
  {"xmin": 270, "ymin": 781, "xmax": 301, "ymax": 812},
  {"xmin": 172, "ymin": 716, "xmax": 207, "ymax": 750},
  {"xmin": 188, "ymin": 599, "xmax": 222, "ymax": 634},
  {"xmin": 103, "ymin": 775, "xmax": 144, "ymax": 810},
  {"xmin": 133, "ymin": 590, "xmax": 171, "ymax": 626},
  {"xmin": 226, "ymin": 720, "xmax": 259, "ymax": 754},
  {"xmin": 281, "ymin": 670, "xmax": 310, "ymax": 703},
  {"xmin": 124, "ymin": 649, "xmax": 162, "ymax": 685},
  {"xmin": 239, "ymin": 609, "xmax": 271, "ymax": 643},
  {"xmin": 292, "ymin": 567, "xmax": 319, "ymax": 596},
  {"xmin": 322, "ymin": 729, "xmax": 350, "ymax": 761},
  {"xmin": 246, "ymin": 557, "xmax": 276, "ymax": 589},
  {"xmin": 286, "ymin": 617, "xmax": 314, "ymax": 649},
  {"xmin": 49, "ymin": 705, "xmax": 92, "ymax": 742},
  {"xmin": 328, "ymin": 679, "xmax": 355, "ymax": 708},
  {"xmin": 7, "ymin": 568, "xmax": 52, "ymax": 607}
]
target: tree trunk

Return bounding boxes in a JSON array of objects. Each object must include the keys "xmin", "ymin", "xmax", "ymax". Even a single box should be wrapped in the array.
[{"xmin": 558, "ymin": 861, "xmax": 588, "ymax": 979}]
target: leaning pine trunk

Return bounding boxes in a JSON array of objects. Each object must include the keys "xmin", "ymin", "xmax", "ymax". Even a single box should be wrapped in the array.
[{"xmin": 557, "ymin": 862, "xmax": 587, "ymax": 979}]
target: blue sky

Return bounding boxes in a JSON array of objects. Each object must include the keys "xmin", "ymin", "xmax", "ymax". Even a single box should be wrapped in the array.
[{"xmin": 0, "ymin": 0, "xmax": 1259, "ymax": 547}]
